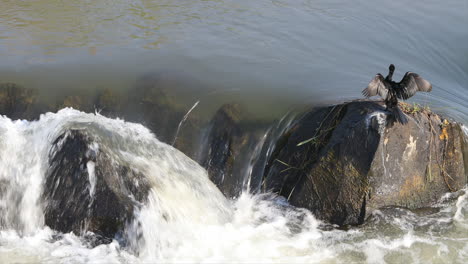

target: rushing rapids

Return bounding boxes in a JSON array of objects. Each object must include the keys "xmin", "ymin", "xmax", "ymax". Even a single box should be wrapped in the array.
[{"xmin": 0, "ymin": 109, "xmax": 466, "ymax": 263}]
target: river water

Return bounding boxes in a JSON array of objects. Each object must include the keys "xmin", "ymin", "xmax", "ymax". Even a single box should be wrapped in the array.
[
  {"xmin": 1, "ymin": 0, "xmax": 467, "ymax": 120},
  {"xmin": 1, "ymin": 0, "xmax": 467, "ymax": 263}
]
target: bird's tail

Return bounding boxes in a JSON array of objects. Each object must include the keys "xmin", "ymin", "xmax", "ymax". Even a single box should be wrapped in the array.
[{"xmin": 389, "ymin": 106, "xmax": 408, "ymax": 124}]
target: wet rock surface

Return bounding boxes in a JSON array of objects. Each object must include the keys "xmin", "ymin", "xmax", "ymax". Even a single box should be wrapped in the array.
[
  {"xmin": 43, "ymin": 130, "xmax": 150, "ymax": 241},
  {"xmin": 263, "ymin": 101, "xmax": 467, "ymax": 226},
  {"xmin": 199, "ymin": 104, "xmax": 245, "ymax": 198},
  {"xmin": 198, "ymin": 103, "xmax": 270, "ymax": 198}
]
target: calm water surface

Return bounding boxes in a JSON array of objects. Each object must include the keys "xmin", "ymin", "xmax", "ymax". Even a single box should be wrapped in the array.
[{"xmin": 1, "ymin": 0, "xmax": 467, "ymax": 120}]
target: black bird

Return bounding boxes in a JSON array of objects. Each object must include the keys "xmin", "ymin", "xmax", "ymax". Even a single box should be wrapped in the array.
[{"xmin": 362, "ymin": 64, "xmax": 432, "ymax": 123}]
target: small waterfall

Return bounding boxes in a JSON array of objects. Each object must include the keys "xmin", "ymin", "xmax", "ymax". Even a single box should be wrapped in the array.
[
  {"xmin": 0, "ymin": 117, "xmax": 48, "ymax": 233},
  {"xmin": 0, "ymin": 108, "xmax": 233, "ymax": 257}
]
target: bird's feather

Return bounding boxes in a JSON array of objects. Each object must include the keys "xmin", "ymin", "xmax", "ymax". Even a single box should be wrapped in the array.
[
  {"xmin": 362, "ymin": 74, "xmax": 389, "ymax": 99},
  {"xmin": 397, "ymin": 72, "xmax": 432, "ymax": 100}
]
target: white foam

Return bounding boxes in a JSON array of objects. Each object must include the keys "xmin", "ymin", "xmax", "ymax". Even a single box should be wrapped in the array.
[
  {"xmin": 454, "ymin": 188, "xmax": 468, "ymax": 226},
  {"xmin": 86, "ymin": 161, "xmax": 97, "ymax": 199},
  {"xmin": 0, "ymin": 228, "xmax": 127, "ymax": 264},
  {"xmin": 128, "ymin": 192, "xmax": 334, "ymax": 263},
  {"xmin": 462, "ymin": 125, "xmax": 468, "ymax": 137},
  {"xmin": 366, "ymin": 111, "xmax": 387, "ymax": 134},
  {"xmin": 0, "ymin": 116, "xmax": 47, "ymax": 233},
  {"xmin": 85, "ymin": 142, "xmax": 99, "ymax": 200}
]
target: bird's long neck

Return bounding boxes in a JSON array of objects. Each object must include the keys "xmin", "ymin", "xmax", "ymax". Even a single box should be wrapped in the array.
[{"xmin": 386, "ymin": 69, "xmax": 394, "ymax": 81}]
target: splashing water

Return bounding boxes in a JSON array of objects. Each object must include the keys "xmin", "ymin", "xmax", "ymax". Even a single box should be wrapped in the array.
[{"xmin": 0, "ymin": 109, "xmax": 467, "ymax": 263}]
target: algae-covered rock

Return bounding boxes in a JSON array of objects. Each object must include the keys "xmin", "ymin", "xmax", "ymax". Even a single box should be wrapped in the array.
[
  {"xmin": 58, "ymin": 95, "xmax": 94, "ymax": 113},
  {"xmin": 122, "ymin": 73, "xmax": 188, "ymax": 144},
  {"xmin": 0, "ymin": 83, "xmax": 39, "ymax": 120},
  {"xmin": 95, "ymin": 88, "xmax": 123, "ymax": 117},
  {"xmin": 263, "ymin": 101, "xmax": 467, "ymax": 226},
  {"xmin": 43, "ymin": 130, "xmax": 150, "ymax": 241}
]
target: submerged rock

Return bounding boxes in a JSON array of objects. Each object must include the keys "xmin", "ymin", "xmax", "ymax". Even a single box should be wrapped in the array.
[
  {"xmin": 95, "ymin": 88, "xmax": 123, "ymax": 117},
  {"xmin": 0, "ymin": 83, "xmax": 39, "ymax": 120},
  {"xmin": 263, "ymin": 101, "xmax": 467, "ymax": 226},
  {"xmin": 43, "ymin": 130, "xmax": 150, "ymax": 241},
  {"xmin": 0, "ymin": 77, "xmax": 204, "ymax": 157},
  {"xmin": 124, "ymin": 73, "xmax": 184, "ymax": 136},
  {"xmin": 58, "ymin": 95, "xmax": 95, "ymax": 113}
]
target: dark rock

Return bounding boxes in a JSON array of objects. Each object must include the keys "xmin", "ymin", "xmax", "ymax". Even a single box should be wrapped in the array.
[
  {"xmin": 200, "ymin": 104, "xmax": 243, "ymax": 198},
  {"xmin": 199, "ymin": 104, "xmax": 266, "ymax": 198},
  {"xmin": 43, "ymin": 130, "xmax": 150, "ymax": 241},
  {"xmin": 263, "ymin": 101, "xmax": 467, "ymax": 226},
  {"xmin": 0, "ymin": 83, "xmax": 39, "ymax": 120}
]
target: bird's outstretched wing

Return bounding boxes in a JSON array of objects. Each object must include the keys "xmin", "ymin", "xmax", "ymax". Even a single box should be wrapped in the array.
[
  {"xmin": 397, "ymin": 72, "xmax": 432, "ymax": 100},
  {"xmin": 362, "ymin": 74, "xmax": 388, "ymax": 99}
]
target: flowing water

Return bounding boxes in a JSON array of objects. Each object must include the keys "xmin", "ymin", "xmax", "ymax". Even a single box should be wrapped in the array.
[
  {"xmin": 1, "ymin": 0, "xmax": 468, "ymax": 263},
  {"xmin": 0, "ymin": 110, "xmax": 467, "ymax": 263},
  {"xmin": 0, "ymin": 110, "xmax": 466, "ymax": 263}
]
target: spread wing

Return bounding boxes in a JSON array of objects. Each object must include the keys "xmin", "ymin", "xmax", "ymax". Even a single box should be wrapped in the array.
[
  {"xmin": 362, "ymin": 74, "xmax": 388, "ymax": 99},
  {"xmin": 397, "ymin": 72, "xmax": 432, "ymax": 100}
]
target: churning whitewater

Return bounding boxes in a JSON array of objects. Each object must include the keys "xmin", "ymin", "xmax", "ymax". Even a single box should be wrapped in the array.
[{"xmin": 0, "ymin": 109, "xmax": 467, "ymax": 263}]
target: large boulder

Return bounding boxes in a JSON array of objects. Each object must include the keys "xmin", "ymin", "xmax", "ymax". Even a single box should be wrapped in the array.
[
  {"xmin": 263, "ymin": 101, "xmax": 467, "ymax": 226},
  {"xmin": 43, "ymin": 130, "xmax": 151, "ymax": 241}
]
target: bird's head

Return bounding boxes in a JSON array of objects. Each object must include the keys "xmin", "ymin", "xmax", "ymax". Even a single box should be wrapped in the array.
[{"xmin": 389, "ymin": 64, "xmax": 395, "ymax": 73}]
